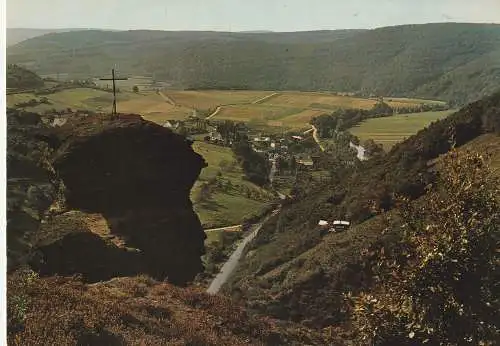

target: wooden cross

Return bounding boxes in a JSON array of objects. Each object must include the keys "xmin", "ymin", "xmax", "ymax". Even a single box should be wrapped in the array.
[{"xmin": 99, "ymin": 68, "xmax": 128, "ymax": 117}]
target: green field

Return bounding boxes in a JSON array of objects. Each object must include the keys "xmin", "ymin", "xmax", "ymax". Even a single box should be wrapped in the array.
[
  {"xmin": 209, "ymin": 91, "xmax": 439, "ymax": 130},
  {"xmin": 349, "ymin": 110, "xmax": 456, "ymax": 150},
  {"xmin": 191, "ymin": 141, "xmax": 273, "ymax": 228}
]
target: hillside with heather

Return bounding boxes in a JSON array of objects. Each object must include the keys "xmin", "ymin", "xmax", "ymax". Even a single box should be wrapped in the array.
[
  {"xmin": 225, "ymin": 92, "xmax": 500, "ymax": 344},
  {"xmin": 7, "ymin": 23, "xmax": 500, "ymax": 104}
]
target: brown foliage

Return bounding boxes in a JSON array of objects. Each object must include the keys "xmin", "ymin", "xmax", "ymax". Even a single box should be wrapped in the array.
[{"xmin": 7, "ymin": 272, "xmax": 330, "ymax": 345}]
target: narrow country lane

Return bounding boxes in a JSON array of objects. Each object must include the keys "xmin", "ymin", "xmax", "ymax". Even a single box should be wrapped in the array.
[
  {"xmin": 158, "ymin": 91, "xmax": 176, "ymax": 106},
  {"xmin": 206, "ymin": 208, "xmax": 280, "ymax": 294},
  {"xmin": 206, "ymin": 106, "xmax": 222, "ymax": 119},
  {"xmin": 311, "ymin": 125, "xmax": 325, "ymax": 152}
]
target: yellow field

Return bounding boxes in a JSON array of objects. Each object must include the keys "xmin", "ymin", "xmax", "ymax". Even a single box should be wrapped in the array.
[
  {"xmin": 349, "ymin": 110, "xmax": 455, "ymax": 150},
  {"xmin": 166, "ymin": 90, "xmax": 272, "ymax": 110},
  {"xmin": 216, "ymin": 104, "xmax": 301, "ymax": 121},
  {"xmin": 278, "ymin": 109, "xmax": 326, "ymax": 127},
  {"xmin": 262, "ymin": 92, "xmax": 377, "ymax": 110}
]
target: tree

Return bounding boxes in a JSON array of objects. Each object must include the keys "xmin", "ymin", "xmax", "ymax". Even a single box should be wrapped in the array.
[
  {"xmin": 132, "ymin": 85, "xmax": 139, "ymax": 93},
  {"xmin": 352, "ymin": 150, "xmax": 500, "ymax": 345}
]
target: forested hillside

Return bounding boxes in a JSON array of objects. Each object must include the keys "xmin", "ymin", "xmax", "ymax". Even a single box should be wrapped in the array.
[
  {"xmin": 7, "ymin": 23, "xmax": 500, "ymax": 104},
  {"xmin": 225, "ymin": 91, "xmax": 500, "ymax": 343},
  {"xmin": 7, "ymin": 64, "xmax": 44, "ymax": 90}
]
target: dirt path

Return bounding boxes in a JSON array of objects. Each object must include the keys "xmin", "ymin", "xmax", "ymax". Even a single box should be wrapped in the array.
[
  {"xmin": 205, "ymin": 106, "xmax": 222, "ymax": 119},
  {"xmin": 158, "ymin": 91, "xmax": 176, "ymax": 106},
  {"xmin": 311, "ymin": 125, "xmax": 325, "ymax": 152},
  {"xmin": 204, "ymin": 224, "xmax": 241, "ymax": 233},
  {"xmin": 252, "ymin": 92, "xmax": 279, "ymax": 104}
]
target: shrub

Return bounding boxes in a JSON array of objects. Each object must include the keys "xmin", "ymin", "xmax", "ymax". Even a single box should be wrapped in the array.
[{"xmin": 352, "ymin": 150, "xmax": 500, "ymax": 345}]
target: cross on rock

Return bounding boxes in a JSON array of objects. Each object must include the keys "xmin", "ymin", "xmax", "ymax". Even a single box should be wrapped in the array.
[{"xmin": 99, "ymin": 68, "xmax": 128, "ymax": 117}]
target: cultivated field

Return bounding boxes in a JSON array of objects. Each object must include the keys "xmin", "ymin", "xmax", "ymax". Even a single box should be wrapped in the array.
[
  {"xmin": 349, "ymin": 110, "xmax": 456, "ymax": 150},
  {"xmin": 204, "ymin": 91, "xmax": 441, "ymax": 130},
  {"xmin": 8, "ymin": 87, "xmax": 446, "ymax": 131},
  {"xmin": 190, "ymin": 141, "xmax": 273, "ymax": 228},
  {"xmin": 166, "ymin": 90, "xmax": 272, "ymax": 110}
]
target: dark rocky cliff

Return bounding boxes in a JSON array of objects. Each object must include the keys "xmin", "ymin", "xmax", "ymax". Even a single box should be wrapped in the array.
[{"xmin": 7, "ymin": 110, "xmax": 207, "ymax": 285}]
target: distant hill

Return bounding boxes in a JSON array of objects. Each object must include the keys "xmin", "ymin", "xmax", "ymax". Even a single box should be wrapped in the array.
[
  {"xmin": 6, "ymin": 28, "xmax": 106, "ymax": 46},
  {"xmin": 7, "ymin": 64, "xmax": 44, "ymax": 89},
  {"xmin": 7, "ymin": 23, "xmax": 500, "ymax": 104}
]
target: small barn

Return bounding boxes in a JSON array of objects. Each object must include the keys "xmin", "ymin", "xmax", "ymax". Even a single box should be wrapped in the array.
[{"xmin": 329, "ymin": 220, "xmax": 350, "ymax": 233}]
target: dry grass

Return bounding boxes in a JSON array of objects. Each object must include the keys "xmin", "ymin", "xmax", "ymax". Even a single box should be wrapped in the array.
[
  {"xmin": 261, "ymin": 92, "xmax": 377, "ymax": 110},
  {"xmin": 7, "ymin": 272, "xmax": 329, "ymax": 345}
]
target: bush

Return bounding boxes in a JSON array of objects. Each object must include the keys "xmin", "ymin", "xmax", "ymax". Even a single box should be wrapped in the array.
[{"xmin": 352, "ymin": 150, "xmax": 500, "ymax": 345}]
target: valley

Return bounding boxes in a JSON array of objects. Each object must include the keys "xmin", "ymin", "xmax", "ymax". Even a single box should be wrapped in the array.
[{"xmin": 5, "ymin": 20, "xmax": 500, "ymax": 346}]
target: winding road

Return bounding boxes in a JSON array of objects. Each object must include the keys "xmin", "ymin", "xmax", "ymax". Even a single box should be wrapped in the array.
[
  {"xmin": 311, "ymin": 125, "xmax": 325, "ymax": 152},
  {"xmin": 206, "ymin": 207, "xmax": 280, "ymax": 294}
]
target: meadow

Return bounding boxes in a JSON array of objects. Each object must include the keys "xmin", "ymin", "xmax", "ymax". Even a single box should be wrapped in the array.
[
  {"xmin": 202, "ymin": 91, "xmax": 440, "ymax": 130},
  {"xmin": 191, "ymin": 141, "xmax": 274, "ymax": 229},
  {"xmin": 349, "ymin": 110, "xmax": 456, "ymax": 150}
]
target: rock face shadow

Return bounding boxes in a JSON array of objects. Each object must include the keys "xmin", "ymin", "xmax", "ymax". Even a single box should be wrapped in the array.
[{"xmin": 32, "ymin": 115, "xmax": 207, "ymax": 285}]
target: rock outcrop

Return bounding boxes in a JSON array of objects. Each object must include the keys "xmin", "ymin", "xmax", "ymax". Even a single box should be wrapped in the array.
[{"xmin": 7, "ymin": 110, "xmax": 207, "ymax": 285}]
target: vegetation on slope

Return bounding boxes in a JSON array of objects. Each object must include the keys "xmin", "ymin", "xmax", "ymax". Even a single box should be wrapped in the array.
[
  {"xmin": 8, "ymin": 271, "xmax": 333, "ymax": 345},
  {"xmin": 7, "ymin": 23, "xmax": 500, "ymax": 104},
  {"xmin": 7, "ymin": 64, "xmax": 44, "ymax": 90},
  {"xmin": 226, "ymin": 91, "xmax": 500, "ymax": 329},
  {"xmin": 351, "ymin": 150, "xmax": 499, "ymax": 345}
]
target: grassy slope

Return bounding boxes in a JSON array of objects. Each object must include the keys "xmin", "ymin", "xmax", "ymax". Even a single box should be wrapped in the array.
[
  {"xmin": 349, "ymin": 109, "xmax": 455, "ymax": 150},
  {"xmin": 7, "ymin": 23, "xmax": 500, "ymax": 104},
  {"xmin": 225, "ymin": 93, "xmax": 500, "ymax": 324},
  {"xmin": 191, "ymin": 141, "xmax": 273, "ymax": 229}
]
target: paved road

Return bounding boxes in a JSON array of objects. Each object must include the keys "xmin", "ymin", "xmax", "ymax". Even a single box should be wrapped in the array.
[{"xmin": 206, "ymin": 208, "xmax": 280, "ymax": 294}]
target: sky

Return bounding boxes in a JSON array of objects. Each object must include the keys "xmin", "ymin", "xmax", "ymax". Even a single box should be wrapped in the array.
[{"xmin": 6, "ymin": 0, "xmax": 500, "ymax": 32}]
